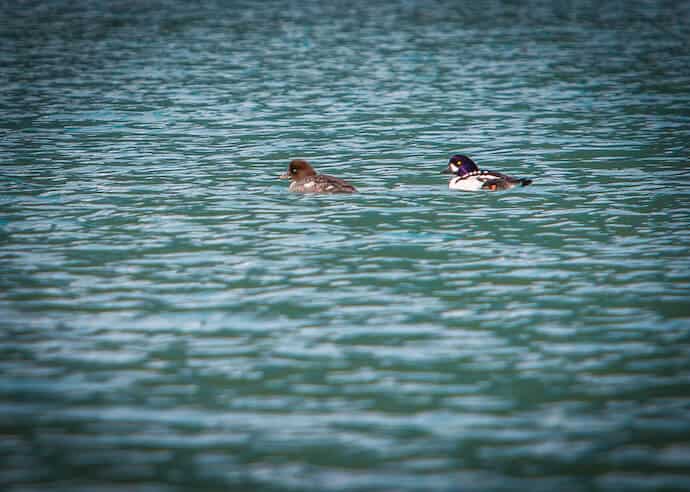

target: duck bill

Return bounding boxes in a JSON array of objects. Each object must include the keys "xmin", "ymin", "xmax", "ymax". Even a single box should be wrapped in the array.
[
  {"xmin": 440, "ymin": 167, "xmax": 452, "ymax": 174},
  {"xmin": 278, "ymin": 172, "xmax": 290, "ymax": 179}
]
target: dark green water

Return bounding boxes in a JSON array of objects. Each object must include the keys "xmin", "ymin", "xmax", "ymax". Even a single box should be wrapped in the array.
[{"xmin": 2, "ymin": 1, "xmax": 690, "ymax": 491}]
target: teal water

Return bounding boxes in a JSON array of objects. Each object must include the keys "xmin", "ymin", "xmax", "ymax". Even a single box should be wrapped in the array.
[{"xmin": 2, "ymin": 1, "xmax": 690, "ymax": 491}]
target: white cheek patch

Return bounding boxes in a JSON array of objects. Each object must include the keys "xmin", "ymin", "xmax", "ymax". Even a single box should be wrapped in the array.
[{"xmin": 449, "ymin": 163, "xmax": 459, "ymax": 173}]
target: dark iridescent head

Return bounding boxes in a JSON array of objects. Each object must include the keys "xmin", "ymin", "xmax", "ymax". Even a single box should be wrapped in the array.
[{"xmin": 441, "ymin": 154, "xmax": 479, "ymax": 176}]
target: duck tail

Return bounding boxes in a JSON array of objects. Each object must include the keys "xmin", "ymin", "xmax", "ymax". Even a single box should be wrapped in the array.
[{"xmin": 520, "ymin": 178, "xmax": 533, "ymax": 187}]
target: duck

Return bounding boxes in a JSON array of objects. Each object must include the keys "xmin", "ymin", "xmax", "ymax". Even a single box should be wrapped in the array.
[
  {"xmin": 279, "ymin": 159, "xmax": 357, "ymax": 194},
  {"xmin": 441, "ymin": 154, "xmax": 533, "ymax": 191}
]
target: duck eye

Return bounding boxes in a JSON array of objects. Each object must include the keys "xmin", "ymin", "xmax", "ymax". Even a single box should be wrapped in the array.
[{"xmin": 291, "ymin": 168, "xmax": 297, "ymax": 174}]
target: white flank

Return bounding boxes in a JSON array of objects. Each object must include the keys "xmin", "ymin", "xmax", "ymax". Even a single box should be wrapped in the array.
[{"xmin": 448, "ymin": 175, "xmax": 485, "ymax": 191}]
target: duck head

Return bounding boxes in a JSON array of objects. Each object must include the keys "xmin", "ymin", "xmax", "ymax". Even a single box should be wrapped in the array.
[
  {"xmin": 279, "ymin": 159, "xmax": 317, "ymax": 181},
  {"xmin": 441, "ymin": 154, "xmax": 479, "ymax": 176}
]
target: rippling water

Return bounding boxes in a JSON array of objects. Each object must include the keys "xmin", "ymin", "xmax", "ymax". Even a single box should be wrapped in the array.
[{"xmin": 2, "ymin": 1, "xmax": 690, "ymax": 490}]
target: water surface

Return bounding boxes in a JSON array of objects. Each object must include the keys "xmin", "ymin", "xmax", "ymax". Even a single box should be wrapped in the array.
[{"xmin": 2, "ymin": 1, "xmax": 690, "ymax": 491}]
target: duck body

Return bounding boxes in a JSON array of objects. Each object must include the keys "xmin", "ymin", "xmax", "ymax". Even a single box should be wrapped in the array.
[
  {"xmin": 279, "ymin": 159, "xmax": 357, "ymax": 194},
  {"xmin": 448, "ymin": 169, "xmax": 531, "ymax": 191},
  {"xmin": 288, "ymin": 173, "xmax": 357, "ymax": 193},
  {"xmin": 442, "ymin": 154, "xmax": 532, "ymax": 192}
]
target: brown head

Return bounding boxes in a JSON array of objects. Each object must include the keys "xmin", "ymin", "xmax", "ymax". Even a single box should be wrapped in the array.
[{"xmin": 278, "ymin": 159, "xmax": 317, "ymax": 181}]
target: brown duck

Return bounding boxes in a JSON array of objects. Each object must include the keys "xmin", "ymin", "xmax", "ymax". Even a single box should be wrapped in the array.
[{"xmin": 279, "ymin": 159, "xmax": 357, "ymax": 194}]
